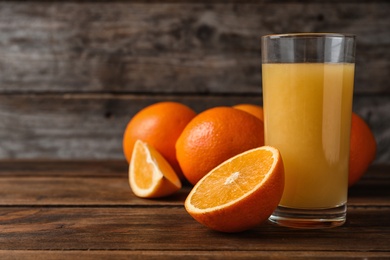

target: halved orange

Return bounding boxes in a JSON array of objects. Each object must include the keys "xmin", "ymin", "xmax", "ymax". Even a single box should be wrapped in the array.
[
  {"xmin": 129, "ymin": 140, "xmax": 182, "ymax": 198},
  {"xmin": 185, "ymin": 146, "xmax": 284, "ymax": 232}
]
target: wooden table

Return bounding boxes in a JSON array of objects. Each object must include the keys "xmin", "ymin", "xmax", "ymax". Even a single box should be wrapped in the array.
[{"xmin": 0, "ymin": 161, "xmax": 389, "ymax": 259}]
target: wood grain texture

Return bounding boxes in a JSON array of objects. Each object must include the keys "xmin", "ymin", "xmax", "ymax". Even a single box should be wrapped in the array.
[
  {"xmin": 0, "ymin": 176, "xmax": 189, "ymax": 206},
  {"xmin": 0, "ymin": 160, "xmax": 128, "ymax": 177},
  {"xmin": 0, "ymin": 2, "xmax": 389, "ymax": 94},
  {"xmin": 1, "ymin": 250, "xmax": 390, "ymax": 260},
  {"xmin": 0, "ymin": 206, "xmax": 389, "ymax": 251},
  {"xmin": 0, "ymin": 1, "xmax": 389, "ymax": 162},
  {"xmin": 0, "ymin": 161, "xmax": 388, "ymax": 257},
  {"xmin": 0, "ymin": 161, "xmax": 388, "ymax": 206},
  {"xmin": 1, "ymin": 94, "xmax": 389, "ymax": 162}
]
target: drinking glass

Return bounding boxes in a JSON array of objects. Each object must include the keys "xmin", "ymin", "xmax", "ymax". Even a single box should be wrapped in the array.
[{"xmin": 261, "ymin": 33, "xmax": 356, "ymax": 228}]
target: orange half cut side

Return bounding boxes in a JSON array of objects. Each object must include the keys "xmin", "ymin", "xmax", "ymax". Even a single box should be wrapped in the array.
[{"xmin": 185, "ymin": 146, "xmax": 284, "ymax": 232}]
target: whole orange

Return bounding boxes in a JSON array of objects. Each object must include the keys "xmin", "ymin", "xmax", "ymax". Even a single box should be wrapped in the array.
[
  {"xmin": 349, "ymin": 112, "xmax": 377, "ymax": 187},
  {"xmin": 176, "ymin": 106, "xmax": 264, "ymax": 185},
  {"xmin": 233, "ymin": 104, "xmax": 264, "ymax": 121},
  {"xmin": 123, "ymin": 102, "xmax": 196, "ymax": 179}
]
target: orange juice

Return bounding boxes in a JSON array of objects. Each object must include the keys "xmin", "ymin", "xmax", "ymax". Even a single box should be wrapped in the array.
[{"xmin": 262, "ymin": 63, "xmax": 355, "ymax": 209}]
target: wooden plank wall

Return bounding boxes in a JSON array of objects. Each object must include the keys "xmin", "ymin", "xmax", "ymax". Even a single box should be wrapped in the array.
[{"xmin": 0, "ymin": 0, "xmax": 389, "ymax": 163}]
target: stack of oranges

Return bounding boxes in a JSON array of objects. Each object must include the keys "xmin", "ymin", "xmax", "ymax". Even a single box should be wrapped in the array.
[{"xmin": 123, "ymin": 101, "xmax": 377, "ymax": 232}]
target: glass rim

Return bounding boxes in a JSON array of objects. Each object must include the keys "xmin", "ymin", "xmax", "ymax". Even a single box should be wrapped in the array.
[{"xmin": 262, "ymin": 33, "xmax": 356, "ymax": 40}]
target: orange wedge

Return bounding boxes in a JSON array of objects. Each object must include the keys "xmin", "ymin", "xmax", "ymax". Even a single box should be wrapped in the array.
[
  {"xmin": 129, "ymin": 140, "xmax": 182, "ymax": 198},
  {"xmin": 185, "ymin": 146, "xmax": 284, "ymax": 232}
]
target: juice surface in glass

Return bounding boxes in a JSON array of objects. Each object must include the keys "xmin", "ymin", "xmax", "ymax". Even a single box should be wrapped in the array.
[{"xmin": 262, "ymin": 63, "xmax": 355, "ymax": 209}]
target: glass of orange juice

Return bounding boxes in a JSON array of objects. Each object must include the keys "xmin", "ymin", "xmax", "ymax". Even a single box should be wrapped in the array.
[{"xmin": 261, "ymin": 33, "xmax": 356, "ymax": 228}]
